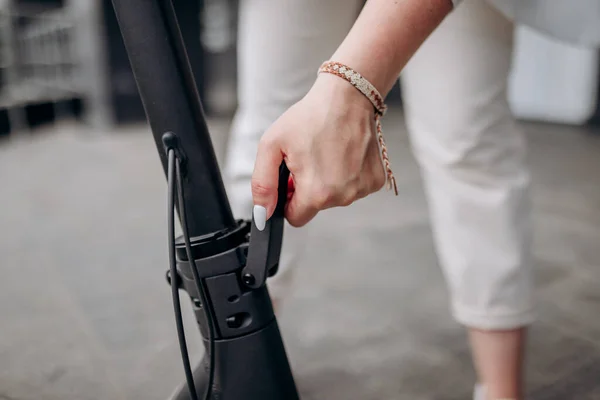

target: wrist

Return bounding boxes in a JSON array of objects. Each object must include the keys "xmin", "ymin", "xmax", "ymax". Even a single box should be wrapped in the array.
[
  {"xmin": 312, "ymin": 72, "xmax": 374, "ymax": 115},
  {"xmin": 327, "ymin": 53, "xmax": 392, "ymax": 96},
  {"xmin": 314, "ymin": 60, "xmax": 398, "ymax": 196}
]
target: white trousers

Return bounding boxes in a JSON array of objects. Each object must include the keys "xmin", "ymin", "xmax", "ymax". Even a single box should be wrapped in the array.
[{"xmin": 224, "ymin": 0, "xmax": 535, "ymax": 330}]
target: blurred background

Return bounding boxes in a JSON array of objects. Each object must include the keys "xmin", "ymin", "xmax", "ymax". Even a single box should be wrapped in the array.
[{"xmin": 1, "ymin": 0, "xmax": 600, "ymax": 399}]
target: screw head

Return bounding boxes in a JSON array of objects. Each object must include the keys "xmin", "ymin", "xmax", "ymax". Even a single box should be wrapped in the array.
[{"xmin": 243, "ymin": 273, "xmax": 255, "ymax": 286}]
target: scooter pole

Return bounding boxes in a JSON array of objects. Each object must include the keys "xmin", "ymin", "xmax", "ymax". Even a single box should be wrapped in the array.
[{"xmin": 111, "ymin": 1, "xmax": 300, "ymax": 398}]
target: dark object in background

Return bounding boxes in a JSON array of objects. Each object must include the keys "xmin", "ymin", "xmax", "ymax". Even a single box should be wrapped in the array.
[
  {"xmin": 587, "ymin": 52, "xmax": 600, "ymax": 128},
  {"xmin": 24, "ymin": 98, "xmax": 82, "ymax": 129},
  {"xmin": 101, "ymin": 0, "xmax": 146, "ymax": 125},
  {"xmin": 0, "ymin": 110, "xmax": 9, "ymax": 138},
  {"xmin": 25, "ymin": 103, "xmax": 54, "ymax": 129},
  {"xmin": 14, "ymin": 0, "xmax": 63, "ymax": 12},
  {"xmin": 198, "ymin": 0, "xmax": 238, "ymax": 116},
  {"xmin": 1, "ymin": 0, "xmax": 212, "ymax": 133}
]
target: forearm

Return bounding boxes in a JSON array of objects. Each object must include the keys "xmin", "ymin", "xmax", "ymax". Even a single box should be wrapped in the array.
[{"xmin": 330, "ymin": 0, "xmax": 454, "ymax": 96}]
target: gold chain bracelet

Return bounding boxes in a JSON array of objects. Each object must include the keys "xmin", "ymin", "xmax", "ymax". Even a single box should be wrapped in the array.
[{"xmin": 318, "ymin": 60, "xmax": 398, "ymax": 196}]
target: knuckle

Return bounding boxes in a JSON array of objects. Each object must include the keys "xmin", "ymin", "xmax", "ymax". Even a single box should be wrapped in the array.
[
  {"xmin": 286, "ymin": 216, "xmax": 305, "ymax": 228},
  {"xmin": 356, "ymin": 185, "xmax": 369, "ymax": 200},
  {"xmin": 312, "ymin": 178, "xmax": 365, "ymax": 208},
  {"xmin": 286, "ymin": 218, "xmax": 300, "ymax": 227},
  {"xmin": 373, "ymin": 169, "xmax": 386, "ymax": 191},
  {"xmin": 339, "ymin": 195, "xmax": 354, "ymax": 207},
  {"xmin": 311, "ymin": 185, "xmax": 335, "ymax": 209},
  {"xmin": 258, "ymin": 133, "xmax": 278, "ymax": 152},
  {"xmin": 251, "ymin": 178, "xmax": 275, "ymax": 197},
  {"xmin": 341, "ymin": 184, "xmax": 360, "ymax": 207},
  {"xmin": 285, "ymin": 201, "xmax": 313, "ymax": 228}
]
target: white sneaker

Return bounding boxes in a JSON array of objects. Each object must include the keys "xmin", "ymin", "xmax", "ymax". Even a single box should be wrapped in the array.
[
  {"xmin": 473, "ymin": 384, "xmax": 517, "ymax": 400},
  {"xmin": 473, "ymin": 384, "xmax": 486, "ymax": 400}
]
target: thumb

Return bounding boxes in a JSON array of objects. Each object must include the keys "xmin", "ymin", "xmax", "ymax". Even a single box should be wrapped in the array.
[{"xmin": 251, "ymin": 136, "xmax": 283, "ymax": 231}]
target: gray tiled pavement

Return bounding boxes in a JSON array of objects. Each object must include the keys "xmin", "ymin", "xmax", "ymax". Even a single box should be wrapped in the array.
[{"xmin": 1, "ymin": 112, "xmax": 599, "ymax": 399}]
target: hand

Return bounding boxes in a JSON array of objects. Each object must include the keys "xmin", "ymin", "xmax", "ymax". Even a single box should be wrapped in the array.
[{"xmin": 251, "ymin": 73, "xmax": 387, "ymax": 229}]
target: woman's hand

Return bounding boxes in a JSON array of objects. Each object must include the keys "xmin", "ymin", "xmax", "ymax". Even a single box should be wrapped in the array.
[
  {"xmin": 249, "ymin": 0, "xmax": 452, "ymax": 229},
  {"xmin": 251, "ymin": 73, "xmax": 387, "ymax": 228}
]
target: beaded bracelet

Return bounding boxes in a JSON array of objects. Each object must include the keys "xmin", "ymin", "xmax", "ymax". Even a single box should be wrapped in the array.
[{"xmin": 318, "ymin": 60, "xmax": 398, "ymax": 196}]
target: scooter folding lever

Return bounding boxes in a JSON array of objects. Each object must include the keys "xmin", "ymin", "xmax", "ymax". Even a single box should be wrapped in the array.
[{"xmin": 241, "ymin": 163, "xmax": 290, "ymax": 290}]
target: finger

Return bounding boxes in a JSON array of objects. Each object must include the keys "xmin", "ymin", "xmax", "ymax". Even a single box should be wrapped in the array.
[
  {"xmin": 285, "ymin": 183, "xmax": 319, "ymax": 227},
  {"xmin": 251, "ymin": 136, "xmax": 284, "ymax": 230},
  {"xmin": 286, "ymin": 175, "xmax": 295, "ymax": 203},
  {"xmin": 370, "ymin": 161, "xmax": 387, "ymax": 193},
  {"xmin": 366, "ymin": 144, "xmax": 387, "ymax": 194}
]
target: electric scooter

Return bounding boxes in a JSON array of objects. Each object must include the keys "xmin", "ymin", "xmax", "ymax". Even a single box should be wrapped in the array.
[{"xmin": 111, "ymin": 1, "xmax": 300, "ymax": 399}]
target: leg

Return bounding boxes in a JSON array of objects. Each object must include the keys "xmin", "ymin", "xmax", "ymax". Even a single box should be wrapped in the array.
[
  {"xmin": 401, "ymin": 0, "xmax": 533, "ymax": 398},
  {"xmin": 225, "ymin": 0, "xmax": 363, "ymax": 305}
]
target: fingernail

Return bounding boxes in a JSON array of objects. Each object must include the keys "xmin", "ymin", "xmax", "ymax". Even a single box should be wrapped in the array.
[{"xmin": 253, "ymin": 205, "xmax": 267, "ymax": 231}]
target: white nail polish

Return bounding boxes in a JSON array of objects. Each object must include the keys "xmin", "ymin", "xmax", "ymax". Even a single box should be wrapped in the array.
[{"xmin": 253, "ymin": 205, "xmax": 267, "ymax": 231}]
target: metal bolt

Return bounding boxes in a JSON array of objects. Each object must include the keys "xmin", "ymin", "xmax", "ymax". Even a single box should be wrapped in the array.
[{"xmin": 242, "ymin": 273, "xmax": 255, "ymax": 286}]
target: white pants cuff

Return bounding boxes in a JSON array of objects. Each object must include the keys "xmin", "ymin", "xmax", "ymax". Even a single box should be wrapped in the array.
[{"xmin": 452, "ymin": 303, "xmax": 536, "ymax": 330}]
